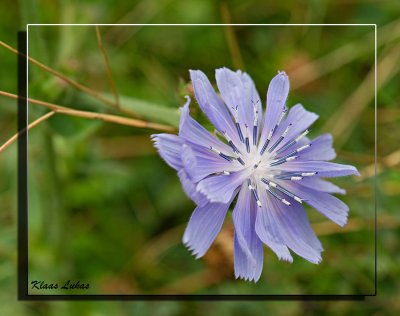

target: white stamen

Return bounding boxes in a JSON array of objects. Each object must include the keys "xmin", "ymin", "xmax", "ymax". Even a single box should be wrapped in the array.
[
  {"xmin": 294, "ymin": 196, "xmax": 303, "ymax": 203},
  {"xmin": 290, "ymin": 176, "xmax": 303, "ymax": 181},
  {"xmin": 282, "ymin": 124, "xmax": 291, "ymax": 137},
  {"xmin": 282, "ymin": 199, "xmax": 291, "ymax": 206},
  {"xmin": 269, "ymin": 181, "xmax": 277, "ymax": 188},
  {"xmin": 223, "ymin": 171, "xmax": 230, "ymax": 175},
  {"xmin": 277, "ymin": 109, "xmax": 287, "ymax": 127},
  {"xmin": 253, "ymin": 100, "xmax": 259, "ymax": 124},
  {"xmin": 256, "ymin": 200, "xmax": 262, "ymax": 207},
  {"xmin": 286, "ymin": 156, "xmax": 298, "ymax": 162},
  {"xmin": 301, "ymin": 172, "xmax": 316, "ymax": 176},
  {"xmin": 233, "ymin": 106, "xmax": 239, "ymax": 123},
  {"xmin": 296, "ymin": 144, "xmax": 310, "ymax": 152},
  {"xmin": 210, "ymin": 146, "xmax": 221, "ymax": 155},
  {"xmin": 295, "ymin": 129, "xmax": 309, "ymax": 142},
  {"xmin": 267, "ymin": 129, "xmax": 274, "ymax": 140}
]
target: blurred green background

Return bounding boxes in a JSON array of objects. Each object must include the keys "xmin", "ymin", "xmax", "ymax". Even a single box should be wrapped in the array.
[{"xmin": 0, "ymin": 0, "xmax": 399, "ymax": 315}]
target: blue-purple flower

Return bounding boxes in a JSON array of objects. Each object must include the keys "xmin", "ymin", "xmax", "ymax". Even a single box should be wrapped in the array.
[{"xmin": 152, "ymin": 68, "xmax": 359, "ymax": 282}]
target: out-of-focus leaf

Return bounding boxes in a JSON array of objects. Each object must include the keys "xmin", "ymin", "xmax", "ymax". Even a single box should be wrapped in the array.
[
  {"xmin": 47, "ymin": 113, "xmax": 102, "ymax": 139},
  {"xmin": 79, "ymin": 92, "xmax": 180, "ymax": 127}
]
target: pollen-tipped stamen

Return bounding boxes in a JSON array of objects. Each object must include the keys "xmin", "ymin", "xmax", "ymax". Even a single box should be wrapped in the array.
[
  {"xmin": 232, "ymin": 106, "xmax": 245, "ymax": 143},
  {"xmin": 260, "ymin": 129, "xmax": 273, "ymax": 155},
  {"xmin": 252, "ymin": 100, "xmax": 259, "ymax": 146},
  {"xmin": 209, "ymin": 146, "xmax": 233, "ymax": 162},
  {"xmin": 261, "ymin": 178, "xmax": 303, "ymax": 204},
  {"xmin": 264, "ymin": 183, "xmax": 291, "ymax": 206},
  {"xmin": 245, "ymin": 124, "xmax": 250, "ymax": 153},
  {"xmin": 276, "ymin": 129, "xmax": 310, "ymax": 154},
  {"xmin": 248, "ymin": 179, "xmax": 262, "ymax": 207},
  {"xmin": 278, "ymin": 143, "xmax": 311, "ymax": 160},
  {"xmin": 268, "ymin": 123, "xmax": 292, "ymax": 153},
  {"xmin": 222, "ymin": 131, "xmax": 241, "ymax": 154},
  {"xmin": 260, "ymin": 109, "xmax": 287, "ymax": 155},
  {"xmin": 269, "ymin": 155, "xmax": 298, "ymax": 167},
  {"xmin": 273, "ymin": 171, "xmax": 318, "ymax": 180}
]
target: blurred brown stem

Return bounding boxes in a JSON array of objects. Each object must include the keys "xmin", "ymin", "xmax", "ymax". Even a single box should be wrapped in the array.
[
  {"xmin": 95, "ymin": 26, "xmax": 121, "ymax": 109},
  {"xmin": 0, "ymin": 91, "xmax": 175, "ymax": 132},
  {"xmin": 0, "ymin": 40, "xmax": 123, "ymax": 111},
  {"xmin": 220, "ymin": 2, "xmax": 244, "ymax": 70},
  {"xmin": 0, "ymin": 111, "xmax": 55, "ymax": 154}
]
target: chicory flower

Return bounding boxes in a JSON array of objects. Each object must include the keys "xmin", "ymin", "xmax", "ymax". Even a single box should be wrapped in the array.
[{"xmin": 152, "ymin": 68, "xmax": 359, "ymax": 282}]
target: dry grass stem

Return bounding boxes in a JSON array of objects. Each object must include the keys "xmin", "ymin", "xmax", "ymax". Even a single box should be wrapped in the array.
[
  {"xmin": 0, "ymin": 111, "xmax": 55, "ymax": 154},
  {"xmin": 0, "ymin": 40, "xmax": 124, "ymax": 111},
  {"xmin": 220, "ymin": 2, "xmax": 244, "ymax": 70},
  {"xmin": 0, "ymin": 91, "xmax": 175, "ymax": 132},
  {"xmin": 95, "ymin": 26, "xmax": 121, "ymax": 109}
]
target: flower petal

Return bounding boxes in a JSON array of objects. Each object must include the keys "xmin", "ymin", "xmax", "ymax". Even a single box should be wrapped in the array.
[
  {"xmin": 197, "ymin": 170, "xmax": 248, "ymax": 204},
  {"xmin": 232, "ymin": 185, "xmax": 264, "ymax": 282},
  {"xmin": 177, "ymin": 169, "xmax": 208, "ymax": 207},
  {"xmin": 279, "ymin": 181, "xmax": 350, "ymax": 226},
  {"xmin": 267, "ymin": 194, "xmax": 323, "ymax": 264},
  {"xmin": 259, "ymin": 71, "xmax": 290, "ymax": 147},
  {"xmin": 276, "ymin": 134, "xmax": 336, "ymax": 162},
  {"xmin": 189, "ymin": 70, "xmax": 239, "ymax": 143},
  {"xmin": 181, "ymin": 144, "xmax": 241, "ymax": 182},
  {"xmin": 278, "ymin": 161, "xmax": 360, "ymax": 178},
  {"xmin": 272, "ymin": 103, "xmax": 318, "ymax": 149},
  {"xmin": 179, "ymin": 97, "xmax": 233, "ymax": 154},
  {"xmin": 215, "ymin": 68, "xmax": 255, "ymax": 129},
  {"xmin": 297, "ymin": 177, "xmax": 346, "ymax": 195},
  {"xmin": 151, "ymin": 133, "xmax": 183, "ymax": 170},
  {"xmin": 182, "ymin": 200, "xmax": 231, "ymax": 258},
  {"xmin": 298, "ymin": 134, "xmax": 336, "ymax": 161},
  {"xmin": 241, "ymin": 72, "xmax": 262, "ymax": 128},
  {"xmin": 255, "ymin": 188, "xmax": 293, "ymax": 262}
]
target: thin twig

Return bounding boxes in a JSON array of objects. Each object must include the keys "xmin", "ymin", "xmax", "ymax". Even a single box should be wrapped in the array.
[
  {"xmin": 0, "ymin": 91, "xmax": 175, "ymax": 132},
  {"xmin": 0, "ymin": 111, "xmax": 56, "ymax": 154},
  {"xmin": 95, "ymin": 26, "xmax": 120, "ymax": 109},
  {"xmin": 0, "ymin": 40, "xmax": 133, "ymax": 115},
  {"xmin": 220, "ymin": 2, "xmax": 244, "ymax": 70}
]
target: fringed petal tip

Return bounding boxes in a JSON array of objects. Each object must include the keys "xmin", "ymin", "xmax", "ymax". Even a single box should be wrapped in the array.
[
  {"xmin": 182, "ymin": 240, "xmax": 206, "ymax": 259},
  {"xmin": 336, "ymin": 213, "xmax": 349, "ymax": 227},
  {"xmin": 234, "ymin": 273, "xmax": 261, "ymax": 283},
  {"xmin": 277, "ymin": 253, "xmax": 294, "ymax": 263}
]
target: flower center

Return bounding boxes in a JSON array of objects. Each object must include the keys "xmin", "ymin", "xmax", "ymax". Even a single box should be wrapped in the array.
[{"xmin": 212, "ymin": 107, "xmax": 317, "ymax": 208}]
